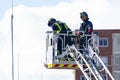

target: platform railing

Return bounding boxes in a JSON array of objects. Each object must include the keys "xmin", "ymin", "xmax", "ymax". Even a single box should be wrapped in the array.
[{"xmin": 45, "ymin": 31, "xmax": 99, "ymax": 63}]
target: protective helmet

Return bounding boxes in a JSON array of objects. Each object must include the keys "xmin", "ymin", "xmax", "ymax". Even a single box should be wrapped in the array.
[
  {"xmin": 80, "ymin": 12, "xmax": 88, "ymax": 19},
  {"xmin": 48, "ymin": 18, "xmax": 56, "ymax": 26}
]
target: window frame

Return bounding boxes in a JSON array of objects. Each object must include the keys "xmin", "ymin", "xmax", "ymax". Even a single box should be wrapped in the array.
[{"xmin": 99, "ymin": 37, "xmax": 109, "ymax": 47}]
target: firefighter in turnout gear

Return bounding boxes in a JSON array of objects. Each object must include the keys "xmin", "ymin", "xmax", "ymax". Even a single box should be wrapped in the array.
[
  {"xmin": 77, "ymin": 12, "xmax": 93, "ymax": 49},
  {"xmin": 48, "ymin": 18, "xmax": 73, "ymax": 56},
  {"xmin": 80, "ymin": 12, "xmax": 93, "ymax": 34}
]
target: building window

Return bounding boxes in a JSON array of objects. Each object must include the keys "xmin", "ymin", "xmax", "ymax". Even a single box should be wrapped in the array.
[
  {"xmin": 99, "ymin": 38, "xmax": 108, "ymax": 47},
  {"xmin": 80, "ymin": 75, "xmax": 87, "ymax": 80},
  {"xmin": 99, "ymin": 56, "xmax": 108, "ymax": 67}
]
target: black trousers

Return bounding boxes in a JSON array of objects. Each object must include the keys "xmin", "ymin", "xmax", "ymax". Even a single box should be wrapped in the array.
[{"xmin": 57, "ymin": 35, "xmax": 72, "ymax": 55}]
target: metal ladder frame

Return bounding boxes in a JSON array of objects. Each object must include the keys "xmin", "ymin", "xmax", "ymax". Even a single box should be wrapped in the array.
[
  {"xmin": 88, "ymin": 45, "xmax": 114, "ymax": 80},
  {"xmin": 66, "ymin": 34, "xmax": 115, "ymax": 80},
  {"xmin": 67, "ymin": 45, "xmax": 104, "ymax": 80}
]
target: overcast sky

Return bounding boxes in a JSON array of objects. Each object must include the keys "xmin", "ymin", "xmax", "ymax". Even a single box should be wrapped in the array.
[{"xmin": 0, "ymin": 0, "xmax": 120, "ymax": 80}]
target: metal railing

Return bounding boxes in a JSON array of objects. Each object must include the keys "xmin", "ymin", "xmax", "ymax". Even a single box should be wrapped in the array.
[{"xmin": 45, "ymin": 31, "xmax": 99, "ymax": 63}]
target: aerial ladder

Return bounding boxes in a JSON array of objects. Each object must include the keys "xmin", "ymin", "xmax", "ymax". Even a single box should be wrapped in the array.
[
  {"xmin": 65, "ymin": 32, "xmax": 114, "ymax": 80},
  {"xmin": 67, "ymin": 44, "xmax": 114, "ymax": 80},
  {"xmin": 45, "ymin": 31, "xmax": 115, "ymax": 80}
]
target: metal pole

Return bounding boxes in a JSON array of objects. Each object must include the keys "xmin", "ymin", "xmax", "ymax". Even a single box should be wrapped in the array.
[
  {"xmin": 18, "ymin": 53, "xmax": 19, "ymax": 80},
  {"xmin": 11, "ymin": 0, "xmax": 14, "ymax": 80}
]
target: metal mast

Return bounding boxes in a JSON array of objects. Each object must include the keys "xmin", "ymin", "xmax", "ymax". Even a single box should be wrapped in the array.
[{"xmin": 11, "ymin": 0, "xmax": 14, "ymax": 80}]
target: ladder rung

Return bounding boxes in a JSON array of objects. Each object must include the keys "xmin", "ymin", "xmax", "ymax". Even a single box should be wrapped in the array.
[
  {"xmin": 76, "ymin": 55, "xmax": 81, "ymax": 60},
  {"xmin": 84, "ymin": 68, "xmax": 89, "ymax": 72}
]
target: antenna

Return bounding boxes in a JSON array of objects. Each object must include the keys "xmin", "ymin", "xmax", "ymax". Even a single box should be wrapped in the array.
[
  {"xmin": 11, "ymin": 0, "xmax": 14, "ymax": 80},
  {"xmin": 18, "ymin": 53, "xmax": 19, "ymax": 80}
]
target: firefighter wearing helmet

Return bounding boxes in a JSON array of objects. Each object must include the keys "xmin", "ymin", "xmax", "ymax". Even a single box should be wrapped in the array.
[
  {"xmin": 48, "ymin": 18, "xmax": 73, "ymax": 58},
  {"xmin": 79, "ymin": 12, "xmax": 93, "ymax": 34},
  {"xmin": 77, "ymin": 12, "xmax": 93, "ymax": 49}
]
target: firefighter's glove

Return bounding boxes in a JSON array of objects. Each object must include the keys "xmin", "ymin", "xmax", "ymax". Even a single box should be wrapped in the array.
[{"xmin": 77, "ymin": 31, "xmax": 80, "ymax": 37}]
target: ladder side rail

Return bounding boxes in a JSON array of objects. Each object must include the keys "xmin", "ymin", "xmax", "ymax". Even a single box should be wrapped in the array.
[
  {"xmin": 94, "ymin": 53, "xmax": 115, "ymax": 80},
  {"xmin": 68, "ymin": 46, "xmax": 94, "ymax": 80},
  {"xmin": 77, "ymin": 52, "xmax": 99, "ymax": 80},
  {"xmin": 88, "ymin": 35, "xmax": 114, "ymax": 80},
  {"xmin": 88, "ymin": 58, "xmax": 105, "ymax": 80},
  {"xmin": 68, "ymin": 45, "xmax": 99, "ymax": 80},
  {"xmin": 87, "ymin": 44, "xmax": 105, "ymax": 80},
  {"xmin": 74, "ymin": 59, "xmax": 91, "ymax": 80},
  {"xmin": 84, "ymin": 34, "xmax": 105, "ymax": 80}
]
